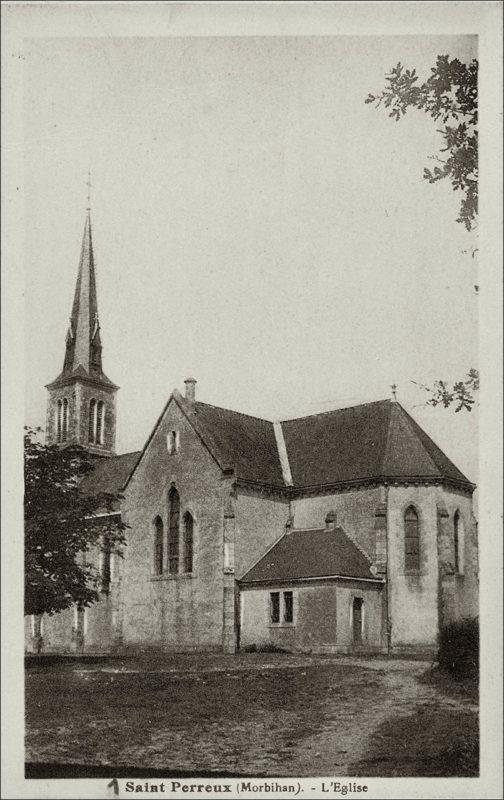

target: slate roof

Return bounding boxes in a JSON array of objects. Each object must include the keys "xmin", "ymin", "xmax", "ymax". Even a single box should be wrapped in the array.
[
  {"xmin": 280, "ymin": 399, "xmax": 470, "ymax": 488},
  {"xmin": 192, "ymin": 402, "xmax": 284, "ymax": 487},
  {"xmin": 239, "ymin": 527, "xmax": 379, "ymax": 584},
  {"xmin": 80, "ymin": 451, "xmax": 141, "ymax": 496},
  {"xmin": 120, "ymin": 395, "xmax": 474, "ymax": 496}
]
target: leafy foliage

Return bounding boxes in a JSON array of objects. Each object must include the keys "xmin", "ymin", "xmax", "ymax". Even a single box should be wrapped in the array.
[
  {"xmin": 437, "ymin": 617, "xmax": 479, "ymax": 682},
  {"xmin": 366, "ymin": 55, "xmax": 478, "ymax": 230},
  {"xmin": 412, "ymin": 369, "xmax": 479, "ymax": 412},
  {"xmin": 24, "ymin": 428, "xmax": 127, "ymax": 616}
]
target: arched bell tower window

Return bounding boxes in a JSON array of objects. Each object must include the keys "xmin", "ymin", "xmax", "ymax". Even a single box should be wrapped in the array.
[
  {"xmin": 89, "ymin": 399, "xmax": 96, "ymax": 443},
  {"xmin": 96, "ymin": 400, "xmax": 105, "ymax": 445},
  {"xmin": 404, "ymin": 505, "xmax": 420, "ymax": 572},
  {"xmin": 62, "ymin": 398, "xmax": 69, "ymax": 442},
  {"xmin": 168, "ymin": 487, "xmax": 180, "ymax": 574}
]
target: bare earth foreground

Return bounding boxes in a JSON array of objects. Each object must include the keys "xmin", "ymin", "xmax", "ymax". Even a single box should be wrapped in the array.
[{"xmin": 25, "ymin": 653, "xmax": 478, "ymax": 778}]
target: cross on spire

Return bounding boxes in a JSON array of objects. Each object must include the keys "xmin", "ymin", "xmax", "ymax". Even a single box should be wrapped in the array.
[{"xmin": 85, "ymin": 170, "xmax": 92, "ymax": 210}]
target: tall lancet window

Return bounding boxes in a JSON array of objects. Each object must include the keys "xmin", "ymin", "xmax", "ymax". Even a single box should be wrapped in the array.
[
  {"xmin": 183, "ymin": 512, "xmax": 194, "ymax": 573},
  {"xmin": 404, "ymin": 506, "xmax": 420, "ymax": 571},
  {"xmin": 96, "ymin": 401, "xmax": 105, "ymax": 445},
  {"xmin": 454, "ymin": 510, "xmax": 464, "ymax": 574},
  {"xmin": 154, "ymin": 516, "xmax": 164, "ymax": 575},
  {"xmin": 89, "ymin": 399, "xmax": 96, "ymax": 443},
  {"xmin": 62, "ymin": 398, "xmax": 69, "ymax": 442},
  {"xmin": 168, "ymin": 487, "xmax": 180, "ymax": 575}
]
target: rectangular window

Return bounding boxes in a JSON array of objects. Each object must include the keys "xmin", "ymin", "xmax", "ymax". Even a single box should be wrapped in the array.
[
  {"xmin": 224, "ymin": 541, "xmax": 234, "ymax": 571},
  {"xmin": 270, "ymin": 592, "xmax": 280, "ymax": 624},
  {"xmin": 283, "ymin": 591, "xmax": 293, "ymax": 623}
]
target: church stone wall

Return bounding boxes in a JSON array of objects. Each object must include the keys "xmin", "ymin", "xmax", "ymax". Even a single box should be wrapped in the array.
[
  {"xmin": 234, "ymin": 490, "xmax": 290, "ymax": 578},
  {"xmin": 387, "ymin": 485, "xmax": 440, "ymax": 653},
  {"xmin": 436, "ymin": 489, "xmax": 478, "ymax": 624},
  {"xmin": 387, "ymin": 485, "xmax": 477, "ymax": 654},
  {"xmin": 120, "ymin": 399, "xmax": 231, "ymax": 651},
  {"xmin": 291, "ymin": 486, "xmax": 386, "ymax": 560},
  {"xmin": 240, "ymin": 579, "xmax": 385, "ymax": 654}
]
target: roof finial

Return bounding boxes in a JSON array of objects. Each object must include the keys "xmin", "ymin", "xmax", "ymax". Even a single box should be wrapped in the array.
[
  {"xmin": 85, "ymin": 170, "xmax": 92, "ymax": 211},
  {"xmin": 391, "ymin": 383, "xmax": 398, "ymax": 401}
]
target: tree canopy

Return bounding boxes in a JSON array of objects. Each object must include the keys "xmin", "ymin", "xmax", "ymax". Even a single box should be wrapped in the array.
[
  {"xmin": 366, "ymin": 56, "xmax": 479, "ymax": 412},
  {"xmin": 24, "ymin": 428, "xmax": 127, "ymax": 616},
  {"xmin": 366, "ymin": 55, "xmax": 478, "ymax": 231}
]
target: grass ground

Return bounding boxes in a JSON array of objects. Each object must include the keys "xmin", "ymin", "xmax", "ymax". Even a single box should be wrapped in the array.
[{"xmin": 25, "ymin": 653, "xmax": 478, "ymax": 778}]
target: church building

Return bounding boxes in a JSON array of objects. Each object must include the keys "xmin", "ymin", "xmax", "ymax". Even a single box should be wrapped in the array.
[{"xmin": 25, "ymin": 211, "xmax": 479, "ymax": 657}]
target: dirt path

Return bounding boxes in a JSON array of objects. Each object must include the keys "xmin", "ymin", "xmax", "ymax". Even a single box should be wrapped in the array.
[{"xmin": 287, "ymin": 658, "xmax": 478, "ymax": 776}]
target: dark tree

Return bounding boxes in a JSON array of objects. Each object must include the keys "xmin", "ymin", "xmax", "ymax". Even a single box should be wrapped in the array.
[
  {"xmin": 366, "ymin": 55, "xmax": 478, "ymax": 231},
  {"xmin": 412, "ymin": 369, "xmax": 480, "ymax": 413},
  {"xmin": 24, "ymin": 428, "xmax": 127, "ymax": 616}
]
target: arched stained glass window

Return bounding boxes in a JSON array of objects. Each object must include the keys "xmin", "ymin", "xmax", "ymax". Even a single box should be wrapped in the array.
[
  {"xmin": 168, "ymin": 488, "xmax": 180, "ymax": 575},
  {"xmin": 404, "ymin": 506, "xmax": 420, "ymax": 571},
  {"xmin": 183, "ymin": 512, "xmax": 193, "ymax": 573},
  {"xmin": 154, "ymin": 516, "xmax": 164, "ymax": 575}
]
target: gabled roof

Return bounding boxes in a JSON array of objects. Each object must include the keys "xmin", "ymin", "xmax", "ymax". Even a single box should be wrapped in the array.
[
  {"xmin": 239, "ymin": 527, "xmax": 379, "ymax": 584},
  {"xmin": 280, "ymin": 399, "xmax": 470, "ymax": 488},
  {"xmin": 192, "ymin": 401, "xmax": 284, "ymax": 487},
  {"xmin": 80, "ymin": 451, "xmax": 141, "ymax": 496},
  {"xmin": 123, "ymin": 391, "xmax": 285, "ymax": 490}
]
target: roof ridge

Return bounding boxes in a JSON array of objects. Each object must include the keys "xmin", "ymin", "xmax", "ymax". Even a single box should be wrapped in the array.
[
  {"xmin": 195, "ymin": 400, "xmax": 273, "ymax": 425},
  {"xmin": 392, "ymin": 402, "xmax": 439, "ymax": 475},
  {"xmin": 380, "ymin": 400, "xmax": 397, "ymax": 476},
  {"xmin": 280, "ymin": 398, "xmax": 391, "ymax": 424},
  {"xmin": 398, "ymin": 403, "xmax": 471, "ymax": 481}
]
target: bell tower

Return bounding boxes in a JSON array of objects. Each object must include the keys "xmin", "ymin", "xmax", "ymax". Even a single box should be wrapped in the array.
[{"xmin": 45, "ymin": 203, "xmax": 118, "ymax": 456}]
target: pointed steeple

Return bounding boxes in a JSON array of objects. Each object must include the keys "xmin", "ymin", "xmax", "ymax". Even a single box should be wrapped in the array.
[
  {"xmin": 46, "ymin": 201, "xmax": 118, "ymax": 455},
  {"xmin": 62, "ymin": 211, "xmax": 102, "ymax": 376},
  {"xmin": 49, "ymin": 209, "xmax": 116, "ymax": 389}
]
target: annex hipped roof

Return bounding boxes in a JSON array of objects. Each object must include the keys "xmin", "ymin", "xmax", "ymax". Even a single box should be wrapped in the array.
[{"xmin": 239, "ymin": 527, "xmax": 379, "ymax": 584}]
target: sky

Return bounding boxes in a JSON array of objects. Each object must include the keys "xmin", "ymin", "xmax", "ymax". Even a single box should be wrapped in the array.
[{"xmin": 22, "ymin": 33, "xmax": 479, "ymax": 482}]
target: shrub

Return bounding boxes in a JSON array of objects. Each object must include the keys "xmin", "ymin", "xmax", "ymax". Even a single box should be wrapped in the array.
[
  {"xmin": 437, "ymin": 617, "xmax": 479, "ymax": 681},
  {"xmin": 242, "ymin": 643, "xmax": 288, "ymax": 654}
]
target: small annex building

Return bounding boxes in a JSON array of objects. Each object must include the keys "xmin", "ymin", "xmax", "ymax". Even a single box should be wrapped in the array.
[
  {"xmin": 25, "ymin": 211, "xmax": 479, "ymax": 658},
  {"xmin": 239, "ymin": 519, "xmax": 386, "ymax": 654}
]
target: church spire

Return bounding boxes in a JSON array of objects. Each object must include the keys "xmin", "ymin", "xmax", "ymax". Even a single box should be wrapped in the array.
[
  {"xmin": 62, "ymin": 210, "xmax": 103, "ymax": 377},
  {"xmin": 46, "ymin": 198, "xmax": 118, "ymax": 455}
]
